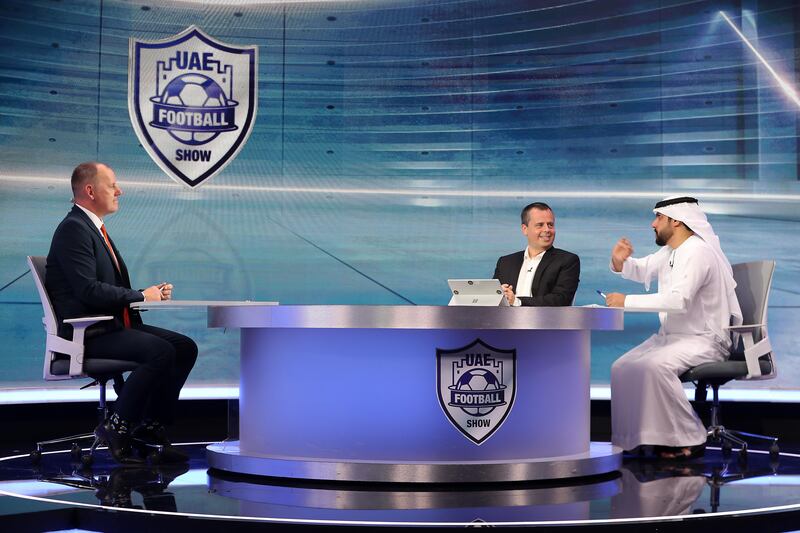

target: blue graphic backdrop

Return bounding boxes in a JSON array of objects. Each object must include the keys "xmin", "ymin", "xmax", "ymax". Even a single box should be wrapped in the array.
[{"xmin": 0, "ymin": 0, "xmax": 798, "ymax": 391}]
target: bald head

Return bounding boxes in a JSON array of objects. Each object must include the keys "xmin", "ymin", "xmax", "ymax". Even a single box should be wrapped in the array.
[
  {"xmin": 71, "ymin": 162, "xmax": 103, "ymax": 200},
  {"xmin": 70, "ymin": 162, "xmax": 121, "ymax": 217}
]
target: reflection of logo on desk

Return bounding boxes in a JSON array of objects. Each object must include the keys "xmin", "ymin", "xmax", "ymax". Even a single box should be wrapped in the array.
[{"xmin": 437, "ymin": 338, "xmax": 516, "ymax": 445}]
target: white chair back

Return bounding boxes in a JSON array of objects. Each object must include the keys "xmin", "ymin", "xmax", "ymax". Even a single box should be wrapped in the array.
[
  {"xmin": 731, "ymin": 260, "xmax": 776, "ymax": 380},
  {"xmin": 27, "ymin": 255, "xmax": 80, "ymax": 380},
  {"xmin": 27, "ymin": 256, "xmax": 58, "ymax": 336}
]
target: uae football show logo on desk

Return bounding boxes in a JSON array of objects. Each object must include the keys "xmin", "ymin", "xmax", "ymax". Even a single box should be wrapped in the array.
[
  {"xmin": 437, "ymin": 339, "xmax": 516, "ymax": 444},
  {"xmin": 129, "ymin": 26, "xmax": 258, "ymax": 188}
]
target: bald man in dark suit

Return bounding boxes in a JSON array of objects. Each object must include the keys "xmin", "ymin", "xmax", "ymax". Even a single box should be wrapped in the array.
[{"xmin": 46, "ymin": 162, "xmax": 197, "ymax": 464}]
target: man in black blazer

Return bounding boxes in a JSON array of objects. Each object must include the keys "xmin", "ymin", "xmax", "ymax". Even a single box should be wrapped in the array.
[
  {"xmin": 45, "ymin": 162, "xmax": 197, "ymax": 464},
  {"xmin": 493, "ymin": 202, "xmax": 580, "ymax": 306}
]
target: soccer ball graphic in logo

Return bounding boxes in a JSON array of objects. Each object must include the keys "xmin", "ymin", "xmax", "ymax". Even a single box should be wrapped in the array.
[
  {"xmin": 453, "ymin": 369, "xmax": 502, "ymax": 416},
  {"xmin": 156, "ymin": 73, "xmax": 231, "ymax": 145}
]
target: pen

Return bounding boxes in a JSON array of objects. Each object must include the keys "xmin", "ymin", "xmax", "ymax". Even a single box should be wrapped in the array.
[{"xmin": 596, "ymin": 289, "xmax": 607, "ymax": 300}]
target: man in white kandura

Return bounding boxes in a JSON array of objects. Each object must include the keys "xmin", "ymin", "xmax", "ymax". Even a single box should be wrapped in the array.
[{"xmin": 604, "ymin": 196, "xmax": 742, "ymax": 459}]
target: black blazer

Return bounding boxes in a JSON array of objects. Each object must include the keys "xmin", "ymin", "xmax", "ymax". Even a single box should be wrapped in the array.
[
  {"xmin": 45, "ymin": 206, "xmax": 144, "ymax": 339},
  {"xmin": 493, "ymin": 247, "xmax": 580, "ymax": 306}
]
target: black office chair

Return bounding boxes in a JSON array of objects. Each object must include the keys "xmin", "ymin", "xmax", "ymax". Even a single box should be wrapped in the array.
[
  {"xmin": 680, "ymin": 260, "xmax": 778, "ymax": 462},
  {"xmin": 28, "ymin": 256, "xmax": 141, "ymax": 466}
]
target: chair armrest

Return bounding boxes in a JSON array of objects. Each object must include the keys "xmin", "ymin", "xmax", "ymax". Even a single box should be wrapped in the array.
[
  {"xmin": 726, "ymin": 323, "xmax": 765, "ymax": 332},
  {"xmin": 60, "ymin": 316, "xmax": 114, "ymax": 376},
  {"xmin": 63, "ymin": 316, "xmax": 114, "ymax": 325}
]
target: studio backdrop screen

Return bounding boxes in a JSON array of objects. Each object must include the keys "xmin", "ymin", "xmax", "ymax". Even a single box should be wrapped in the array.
[{"xmin": 1, "ymin": 0, "xmax": 798, "ymax": 392}]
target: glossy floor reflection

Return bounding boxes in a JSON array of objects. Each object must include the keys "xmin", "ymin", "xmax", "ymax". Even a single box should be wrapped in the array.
[{"xmin": 1, "ymin": 443, "xmax": 799, "ymax": 527}]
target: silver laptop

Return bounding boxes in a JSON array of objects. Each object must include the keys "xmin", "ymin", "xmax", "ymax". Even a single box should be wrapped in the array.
[{"xmin": 447, "ymin": 279, "xmax": 509, "ymax": 306}]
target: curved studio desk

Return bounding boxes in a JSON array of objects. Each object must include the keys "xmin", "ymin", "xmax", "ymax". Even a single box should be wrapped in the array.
[{"xmin": 204, "ymin": 305, "xmax": 624, "ymax": 484}]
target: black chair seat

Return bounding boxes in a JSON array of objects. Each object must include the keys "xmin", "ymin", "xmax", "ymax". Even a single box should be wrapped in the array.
[
  {"xmin": 680, "ymin": 356, "xmax": 772, "ymax": 384},
  {"xmin": 51, "ymin": 357, "xmax": 138, "ymax": 378}
]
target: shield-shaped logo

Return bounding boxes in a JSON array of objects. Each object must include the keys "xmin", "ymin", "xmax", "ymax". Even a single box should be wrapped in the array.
[
  {"xmin": 128, "ymin": 26, "xmax": 258, "ymax": 188},
  {"xmin": 436, "ymin": 338, "xmax": 516, "ymax": 445}
]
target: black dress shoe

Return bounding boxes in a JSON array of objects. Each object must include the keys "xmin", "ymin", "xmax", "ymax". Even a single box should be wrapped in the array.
[
  {"xmin": 131, "ymin": 423, "xmax": 189, "ymax": 463},
  {"xmin": 94, "ymin": 420, "xmax": 145, "ymax": 465}
]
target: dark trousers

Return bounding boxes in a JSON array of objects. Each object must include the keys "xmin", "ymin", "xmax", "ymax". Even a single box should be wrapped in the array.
[{"xmin": 84, "ymin": 324, "xmax": 198, "ymax": 424}]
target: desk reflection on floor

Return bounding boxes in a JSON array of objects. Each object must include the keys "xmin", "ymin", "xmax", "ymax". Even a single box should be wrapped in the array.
[{"xmin": 207, "ymin": 469, "xmax": 621, "ymax": 523}]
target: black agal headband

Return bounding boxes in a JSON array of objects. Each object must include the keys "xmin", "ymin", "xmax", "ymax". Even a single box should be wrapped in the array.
[{"xmin": 654, "ymin": 197, "xmax": 699, "ymax": 209}]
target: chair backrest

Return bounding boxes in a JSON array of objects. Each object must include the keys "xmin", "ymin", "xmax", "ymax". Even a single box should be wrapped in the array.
[
  {"xmin": 732, "ymin": 260, "xmax": 775, "ymax": 344},
  {"xmin": 731, "ymin": 260, "xmax": 776, "ymax": 381},
  {"xmin": 27, "ymin": 256, "xmax": 58, "ymax": 335},
  {"xmin": 28, "ymin": 255, "xmax": 135, "ymax": 382},
  {"xmin": 28, "ymin": 255, "xmax": 82, "ymax": 381}
]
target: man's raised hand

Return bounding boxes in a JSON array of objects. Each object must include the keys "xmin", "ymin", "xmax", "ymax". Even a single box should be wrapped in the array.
[{"xmin": 611, "ymin": 238, "xmax": 633, "ymax": 272}]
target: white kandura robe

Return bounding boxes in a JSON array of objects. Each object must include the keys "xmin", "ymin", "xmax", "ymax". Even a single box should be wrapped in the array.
[{"xmin": 611, "ymin": 235, "xmax": 736, "ymax": 450}]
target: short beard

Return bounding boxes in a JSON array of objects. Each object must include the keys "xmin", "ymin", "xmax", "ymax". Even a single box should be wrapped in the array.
[{"xmin": 654, "ymin": 228, "xmax": 670, "ymax": 246}]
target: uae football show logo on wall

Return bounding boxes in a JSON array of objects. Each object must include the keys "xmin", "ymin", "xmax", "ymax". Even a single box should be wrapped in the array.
[
  {"xmin": 129, "ymin": 26, "xmax": 258, "ymax": 188},
  {"xmin": 437, "ymin": 338, "xmax": 516, "ymax": 445}
]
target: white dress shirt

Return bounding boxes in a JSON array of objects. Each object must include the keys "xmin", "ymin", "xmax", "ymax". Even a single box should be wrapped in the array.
[
  {"xmin": 513, "ymin": 247, "xmax": 546, "ymax": 307},
  {"xmin": 75, "ymin": 203, "xmax": 104, "ymax": 233}
]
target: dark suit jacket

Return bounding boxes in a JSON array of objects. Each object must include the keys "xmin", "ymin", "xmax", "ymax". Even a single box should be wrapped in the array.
[
  {"xmin": 45, "ymin": 206, "xmax": 144, "ymax": 339},
  {"xmin": 493, "ymin": 247, "xmax": 580, "ymax": 306}
]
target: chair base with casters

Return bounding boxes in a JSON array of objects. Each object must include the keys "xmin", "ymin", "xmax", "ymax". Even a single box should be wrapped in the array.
[
  {"xmin": 681, "ymin": 353, "xmax": 779, "ymax": 464},
  {"xmin": 30, "ymin": 358, "xmax": 166, "ymax": 466}
]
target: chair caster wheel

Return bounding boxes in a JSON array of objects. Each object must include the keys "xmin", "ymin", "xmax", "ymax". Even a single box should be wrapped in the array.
[
  {"xmin": 769, "ymin": 443, "xmax": 780, "ymax": 459},
  {"xmin": 70, "ymin": 443, "xmax": 82, "ymax": 461},
  {"xmin": 30, "ymin": 450, "xmax": 42, "ymax": 464},
  {"xmin": 81, "ymin": 454, "xmax": 93, "ymax": 467},
  {"xmin": 737, "ymin": 448, "xmax": 748, "ymax": 465}
]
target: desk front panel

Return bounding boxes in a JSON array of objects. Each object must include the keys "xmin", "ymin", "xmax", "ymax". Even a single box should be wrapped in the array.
[{"xmin": 239, "ymin": 327, "xmax": 590, "ymax": 462}]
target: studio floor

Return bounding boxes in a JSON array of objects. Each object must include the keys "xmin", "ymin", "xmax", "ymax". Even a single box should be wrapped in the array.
[{"xmin": 3, "ymin": 441, "xmax": 800, "ymax": 531}]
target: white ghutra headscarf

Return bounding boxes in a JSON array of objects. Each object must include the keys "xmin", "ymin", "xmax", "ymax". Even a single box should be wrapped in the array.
[{"xmin": 654, "ymin": 196, "xmax": 743, "ymax": 338}]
